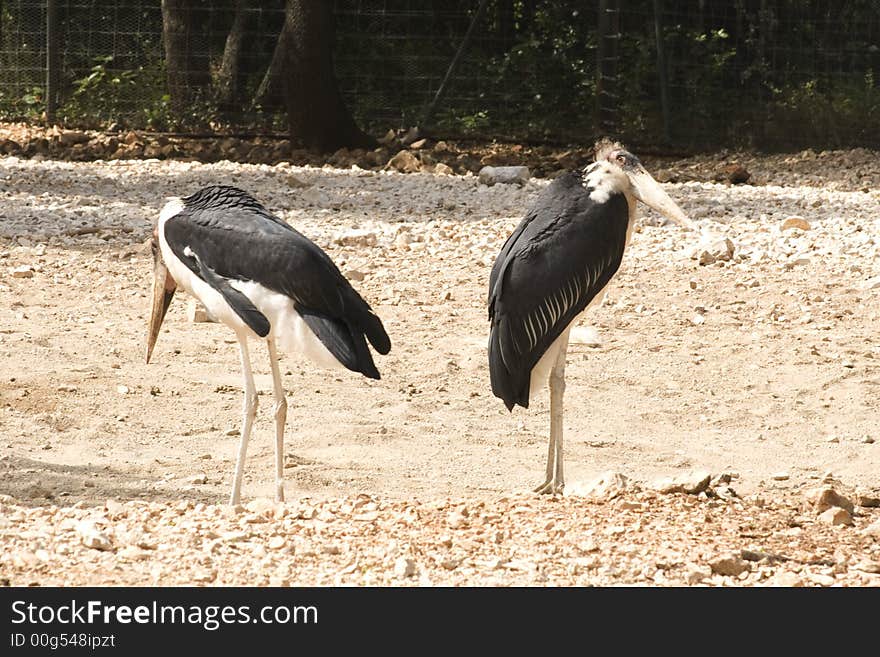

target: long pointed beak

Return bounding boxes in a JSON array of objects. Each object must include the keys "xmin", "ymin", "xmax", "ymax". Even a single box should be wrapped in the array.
[
  {"xmin": 146, "ymin": 258, "xmax": 176, "ymax": 364},
  {"xmin": 629, "ymin": 167, "xmax": 696, "ymax": 231}
]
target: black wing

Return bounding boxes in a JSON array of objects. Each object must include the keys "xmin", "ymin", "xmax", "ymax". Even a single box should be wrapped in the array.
[
  {"xmin": 488, "ymin": 172, "xmax": 630, "ymax": 410},
  {"xmin": 163, "ymin": 186, "xmax": 390, "ymax": 379}
]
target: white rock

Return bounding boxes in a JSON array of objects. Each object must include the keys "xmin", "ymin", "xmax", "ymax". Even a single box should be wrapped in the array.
[
  {"xmin": 478, "ymin": 166, "xmax": 530, "ymax": 186},
  {"xmin": 566, "ymin": 471, "xmax": 633, "ymax": 501},
  {"xmin": 187, "ymin": 299, "xmax": 217, "ymax": 323},
  {"xmin": 394, "ymin": 557, "xmax": 417, "ymax": 578},
  {"xmin": 76, "ymin": 521, "xmax": 113, "ymax": 551},
  {"xmin": 569, "ymin": 325, "xmax": 601, "ymax": 347},
  {"xmin": 654, "ymin": 471, "xmax": 711, "ymax": 495},
  {"xmin": 334, "ymin": 229, "xmax": 377, "ymax": 247},
  {"xmin": 695, "ymin": 237, "xmax": 735, "ymax": 265}
]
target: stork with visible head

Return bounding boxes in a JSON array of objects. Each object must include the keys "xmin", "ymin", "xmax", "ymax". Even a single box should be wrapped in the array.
[
  {"xmin": 487, "ymin": 139, "xmax": 694, "ymax": 494},
  {"xmin": 146, "ymin": 185, "xmax": 391, "ymax": 505}
]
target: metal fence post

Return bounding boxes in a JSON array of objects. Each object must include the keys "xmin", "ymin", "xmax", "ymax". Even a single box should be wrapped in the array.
[
  {"xmin": 653, "ymin": 0, "xmax": 671, "ymax": 143},
  {"xmin": 597, "ymin": 0, "xmax": 620, "ymax": 137},
  {"xmin": 46, "ymin": 0, "xmax": 59, "ymax": 125}
]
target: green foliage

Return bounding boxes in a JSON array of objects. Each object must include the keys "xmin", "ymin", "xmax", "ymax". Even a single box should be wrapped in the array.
[
  {"xmin": 61, "ymin": 56, "xmax": 173, "ymax": 129},
  {"xmin": 765, "ymin": 74, "xmax": 879, "ymax": 147}
]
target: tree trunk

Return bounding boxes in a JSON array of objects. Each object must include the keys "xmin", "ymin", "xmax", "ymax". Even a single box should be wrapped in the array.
[
  {"xmin": 215, "ymin": 0, "xmax": 250, "ymax": 111},
  {"xmin": 253, "ymin": 15, "xmax": 291, "ymax": 109},
  {"xmin": 161, "ymin": 0, "xmax": 208, "ymax": 113},
  {"xmin": 284, "ymin": 0, "xmax": 375, "ymax": 152}
]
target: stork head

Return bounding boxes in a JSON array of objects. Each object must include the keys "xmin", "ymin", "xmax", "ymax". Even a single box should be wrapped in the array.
[
  {"xmin": 593, "ymin": 138, "xmax": 695, "ymax": 230},
  {"xmin": 146, "ymin": 223, "xmax": 177, "ymax": 364}
]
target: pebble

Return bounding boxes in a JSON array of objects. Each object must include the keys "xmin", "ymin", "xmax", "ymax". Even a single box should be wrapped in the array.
[
  {"xmin": 806, "ymin": 487, "xmax": 854, "ymax": 513},
  {"xmin": 782, "ymin": 216, "xmax": 811, "ymax": 231},
  {"xmin": 11, "ymin": 265, "xmax": 34, "ymax": 278},
  {"xmin": 709, "ymin": 554, "xmax": 750, "ymax": 577},
  {"xmin": 817, "ymin": 507, "xmax": 853, "ymax": 526},
  {"xmin": 387, "ymin": 150, "xmax": 421, "ymax": 174},
  {"xmin": 478, "ymin": 165, "xmax": 530, "ymax": 186},
  {"xmin": 654, "ymin": 471, "xmax": 711, "ymax": 495},
  {"xmin": 566, "ymin": 471, "xmax": 633, "ymax": 501},
  {"xmin": 695, "ymin": 237, "xmax": 735, "ymax": 265},
  {"xmin": 76, "ymin": 521, "xmax": 113, "ymax": 551},
  {"xmin": 394, "ymin": 557, "xmax": 417, "ymax": 578}
]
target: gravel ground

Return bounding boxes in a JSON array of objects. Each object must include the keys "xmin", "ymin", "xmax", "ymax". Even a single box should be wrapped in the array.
[{"xmin": 1, "ymin": 136, "xmax": 879, "ymax": 587}]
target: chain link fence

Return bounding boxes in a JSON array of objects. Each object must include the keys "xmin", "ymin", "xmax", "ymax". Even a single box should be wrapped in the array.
[{"xmin": 0, "ymin": 1, "xmax": 878, "ymax": 150}]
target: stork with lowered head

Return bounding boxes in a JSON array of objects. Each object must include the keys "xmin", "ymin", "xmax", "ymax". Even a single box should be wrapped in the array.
[{"xmin": 147, "ymin": 185, "xmax": 390, "ymax": 505}]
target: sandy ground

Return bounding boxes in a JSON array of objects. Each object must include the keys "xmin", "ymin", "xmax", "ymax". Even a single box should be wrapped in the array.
[{"xmin": 1, "ymin": 149, "xmax": 878, "ymax": 586}]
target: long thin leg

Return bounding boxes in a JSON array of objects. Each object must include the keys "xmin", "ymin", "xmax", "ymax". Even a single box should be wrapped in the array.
[
  {"xmin": 534, "ymin": 331, "xmax": 569, "ymax": 495},
  {"xmin": 267, "ymin": 338, "xmax": 287, "ymax": 503},
  {"xmin": 230, "ymin": 336, "xmax": 258, "ymax": 505}
]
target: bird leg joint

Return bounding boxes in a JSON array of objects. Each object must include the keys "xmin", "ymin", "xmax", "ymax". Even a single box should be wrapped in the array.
[{"xmin": 273, "ymin": 398, "xmax": 287, "ymax": 422}]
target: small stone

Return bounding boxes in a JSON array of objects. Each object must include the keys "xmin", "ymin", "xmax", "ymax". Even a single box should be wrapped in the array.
[
  {"xmin": 226, "ymin": 428, "xmax": 240, "ymax": 436},
  {"xmin": 566, "ymin": 471, "xmax": 633, "ymax": 501},
  {"xmin": 765, "ymin": 572, "xmax": 804, "ymax": 587},
  {"xmin": 568, "ymin": 325, "xmax": 602, "ymax": 347},
  {"xmin": 861, "ymin": 519, "xmax": 880, "ymax": 538},
  {"xmin": 709, "ymin": 554, "xmax": 750, "ymax": 577},
  {"xmin": 433, "ymin": 162, "xmax": 454, "ymax": 175},
  {"xmin": 856, "ymin": 490, "xmax": 880, "ymax": 508},
  {"xmin": 408, "ymin": 138, "xmax": 428, "ymax": 150},
  {"xmin": 782, "ymin": 216, "xmax": 811, "ymax": 231},
  {"xmin": 266, "ymin": 536, "xmax": 286, "ymax": 550},
  {"xmin": 394, "ymin": 557, "xmax": 417, "ymax": 578},
  {"xmin": 245, "ymin": 498, "xmax": 276, "ymax": 515},
  {"xmin": 654, "ymin": 471, "xmax": 711, "ymax": 495},
  {"xmin": 387, "ymin": 149, "xmax": 421, "ymax": 174},
  {"xmin": 440, "ymin": 558, "xmax": 462, "ymax": 570},
  {"xmin": 188, "ymin": 474, "xmax": 208, "ymax": 485},
  {"xmin": 334, "ymin": 229, "xmax": 377, "ymax": 247},
  {"xmin": 478, "ymin": 165, "xmax": 530, "ymax": 186},
  {"xmin": 345, "ymin": 269, "xmax": 365, "ymax": 282},
  {"xmin": 818, "ymin": 507, "xmax": 853, "ymax": 526},
  {"xmin": 58, "ymin": 130, "xmax": 90, "ymax": 146},
  {"xmin": 807, "ymin": 487, "xmax": 854, "ymax": 514},
  {"xmin": 285, "ymin": 174, "xmax": 311, "ymax": 188},
  {"xmin": 772, "ymin": 472, "xmax": 790, "ymax": 481},
  {"xmin": 685, "ymin": 564, "xmax": 712, "ymax": 585},
  {"xmin": 11, "ymin": 265, "xmax": 34, "ymax": 278},
  {"xmin": 447, "ymin": 512, "xmax": 468, "ymax": 529},
  {"xmin": 696, "ymin": 238, "xmax": 735, "ymax": 265},
  {"xmin": 723, "ymin": 164, "xmax": 750, "ymax": 185},
  {"xmin": 187, "ymin": 299, "xmax": 216, "ymax": 323},
  {"xmin": 76, "ymin": 521, "xmax": 113, "ymax": 551},
  {"xmin": 116, "ymin": 385, "xmax": 130, "ymax": 395}
]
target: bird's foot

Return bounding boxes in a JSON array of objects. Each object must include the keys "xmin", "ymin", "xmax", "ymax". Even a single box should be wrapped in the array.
[
  {"xmin": 533, "ymin": 479, "xmax": 564, "ymax": 495},
  {"xmin": 275, "ymin": 479, "xmax": 285, "ymax": 503}
]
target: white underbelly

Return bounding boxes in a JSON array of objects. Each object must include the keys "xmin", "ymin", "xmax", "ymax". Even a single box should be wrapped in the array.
[{"xmin": 161, "ymin": 245, "xmax": 342, "ymax": 370}]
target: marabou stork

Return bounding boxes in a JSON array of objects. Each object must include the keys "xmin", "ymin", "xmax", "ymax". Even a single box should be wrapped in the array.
[
  {"xmin": 146, "ymin": 185, "xmax": 391, "ymax": 505},
  {"xmin": 487, "ymin": 139, "xmax": 694, "ymax": 494}
]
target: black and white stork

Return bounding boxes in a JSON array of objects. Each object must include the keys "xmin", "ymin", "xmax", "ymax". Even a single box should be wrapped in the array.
[
  {"xmin": 146, "ymin": 185, "xmax": 391, "ymax": 505},
  {"xmin": 488, "ymin": 139, "xmax": 694, "ymax": 494}
]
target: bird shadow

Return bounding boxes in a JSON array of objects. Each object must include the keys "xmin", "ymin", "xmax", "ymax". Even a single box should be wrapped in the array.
[{"xmin": 0, "ymin": 454, "xmax": 225, "ymax": 508}]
